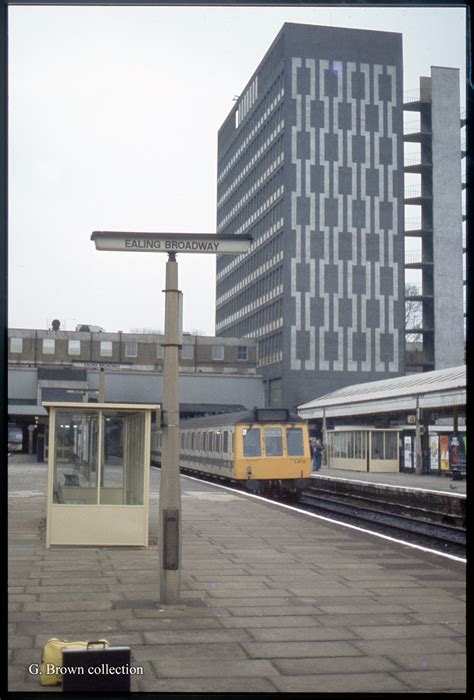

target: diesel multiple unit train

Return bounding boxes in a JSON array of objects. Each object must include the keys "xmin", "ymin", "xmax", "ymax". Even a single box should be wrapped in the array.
[{"xmin": 151, "ymin": 408, "xmax": 312, "ymax": 498}]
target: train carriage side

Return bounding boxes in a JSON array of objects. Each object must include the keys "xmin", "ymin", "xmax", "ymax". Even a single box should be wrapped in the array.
[
  {"xmin": 151, "ymin": 408, "xmax": 312, "ymax": 497},
  {"xmin": 179, "ymin": 421, "xmax": 236, "ymax": 480}
]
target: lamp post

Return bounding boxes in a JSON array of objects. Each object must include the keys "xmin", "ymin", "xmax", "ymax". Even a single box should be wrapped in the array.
[{"xmin": 91, "ymin": 230, "xmax": 251, "ymax": 604}]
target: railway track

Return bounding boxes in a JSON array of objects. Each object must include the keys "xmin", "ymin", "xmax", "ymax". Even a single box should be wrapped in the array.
[{"xmin": 298, "ymin": 491, "xmax": 466, "ymax": 549}]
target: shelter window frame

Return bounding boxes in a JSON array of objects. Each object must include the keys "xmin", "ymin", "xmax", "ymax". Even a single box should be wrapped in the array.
[{"xmin": 44, "ymin": 402, "xmax": 156, "ymax": 548}]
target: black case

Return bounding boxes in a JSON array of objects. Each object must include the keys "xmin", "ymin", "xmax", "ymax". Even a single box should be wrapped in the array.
[{"xmin": 62, "ymin": 643, "xmax": 131, "ymax": 692}]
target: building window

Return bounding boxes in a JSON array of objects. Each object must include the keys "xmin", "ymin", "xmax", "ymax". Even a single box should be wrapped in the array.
[
  {"xmin": 125, "ymin": 342, "xmax": 138, "ymax": 358},
  {"xmin": 100, "ymin": 341, "xmax": 113, "ymax": 357},
  {"xmin": 237, "ymin": 346, "xmax": 248, "ymax": 361},
  {"xmin": 68, "ymin": 340, "xmax": 81, "ymax": 356},
  {"xmin": 10, "ymin": 338, "xmax": 23, "ymax": 353},
  {"xmin": 212, "ymin": 345, "xmax": 225, "ymax": 361},
  {"xmin": 157, "ymin": 343, "xmax": 164, "ymax": 359},
  {"xmin": 10, "ymin": 337, "xmax": 23, "ymax": 353},
  {"xmin": 181, "ymin": 344, "xmax": 194, "ymax": 360},
  {"xmin": 43, "ymin": 339, "xmax": 55, "ymax": 354}
]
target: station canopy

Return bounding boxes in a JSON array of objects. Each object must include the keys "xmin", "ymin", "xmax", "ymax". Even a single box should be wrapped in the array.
[{"xmin": 298, "ymin": 365, "xmax": 466, "ymax": 419}]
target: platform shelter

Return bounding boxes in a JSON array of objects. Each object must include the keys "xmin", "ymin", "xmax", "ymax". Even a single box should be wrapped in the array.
[{"xmin": 43, "ymin": 402, "xmax": 159, "ymax": 547}]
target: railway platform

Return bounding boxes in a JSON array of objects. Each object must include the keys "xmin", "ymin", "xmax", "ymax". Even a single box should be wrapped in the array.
[
  {"xmin": 310, "ymin": 464, "xmax": 467, "ymax": 494},
  {"xmin": 8, "ymin": 454, "xmax": 466, "ymax": 694}
]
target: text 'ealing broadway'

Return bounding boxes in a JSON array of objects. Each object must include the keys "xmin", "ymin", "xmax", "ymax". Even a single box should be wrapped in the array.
[{"xmin": 124, "ymin": 239, "xmax": 220, "ymax": 251}]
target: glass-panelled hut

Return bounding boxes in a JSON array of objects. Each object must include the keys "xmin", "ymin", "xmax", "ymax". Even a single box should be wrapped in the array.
[
  {"xmin": 327, "ymin": 428, "xmax": 399, "ymax": 472},
  {"xmin": 43, "ymin": 402, "xmax": 159, "ymax": 547}
]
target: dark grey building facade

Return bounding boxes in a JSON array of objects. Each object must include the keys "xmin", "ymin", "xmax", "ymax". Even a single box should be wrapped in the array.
[{"xmin": 216, "ymin": 23, "xmax": 405, "ymax": 409}]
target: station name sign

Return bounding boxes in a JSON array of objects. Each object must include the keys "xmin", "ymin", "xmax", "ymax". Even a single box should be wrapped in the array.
[{"xmin": 91, "ymin": 231, "xmax": 252, "ymax": 255}]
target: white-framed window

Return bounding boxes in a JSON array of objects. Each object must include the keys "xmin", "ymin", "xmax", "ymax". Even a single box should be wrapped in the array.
[
  {"xmin": 157, "ymin": 343, "xmax": 164, "ymax": 359},
  {"xmin": 10, "ymin": 337, "xmax": 23, "ymax": 354},
  {"xmin": 125, "ymin": 341, "xmax": 138, "ymax": 358},
  {"xmin": 42, "ymin": 339, "xmax": 55, "ymax": 355},
  {"xmin": 100, "ymin": 341, "xmax": 113, "ymax": 357},
  {"xmin": 212, "ymin": 344, "xmax": 225, "ymax": 361},
  {"xmin": 68, "ymin": 340, "xmax": 81, "ymax": 356},
  {"xmin": 181, "ymin": 344, "xmax": 194, "ymax": 360},
  {"xmin": 237, "ymin": 345, "xmax": 248, "ymax": 361}
]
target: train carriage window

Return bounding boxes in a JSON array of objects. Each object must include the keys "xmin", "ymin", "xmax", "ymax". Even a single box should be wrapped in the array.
[
  {"xmin": 191, "ymin": 433, "xmax": 195, "ymax": 451},
  {"xmin": 243, "ymin": 428, "xmax": 261, "ymax": 457},
  {"xmin": 286, "ymin": 428, "xmax": 304, "ymax": 456},
  {"xmin": 223, "ymin": 430, "xmax": 229, "ymax": 454},
  {"xmin": 265, "ymin": 427, "xmax": 283, "ymax": 456},
  {"xmin": 204, "ymin": 432, "xmax": 209, "ymax": 452}
]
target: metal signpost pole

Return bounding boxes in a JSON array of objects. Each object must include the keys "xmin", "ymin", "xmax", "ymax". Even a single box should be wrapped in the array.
[
  {"xmin": 158, "ymin": 253, "xmax": 182, "ymax": 603},
  {"xmin": 91, "ymin": 231, "xmax": 251, "ymax": 605}
]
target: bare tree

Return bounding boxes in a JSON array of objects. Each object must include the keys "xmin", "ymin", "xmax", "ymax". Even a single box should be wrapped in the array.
[{"xmin": 405, "ymin": 283, "xmax": 423, "ymax": 343}]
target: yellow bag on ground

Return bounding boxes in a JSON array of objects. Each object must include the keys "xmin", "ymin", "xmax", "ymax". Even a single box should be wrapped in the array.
[{"xmin": 40, "ymin": 638, "xmax": 109, "ymax": 686}]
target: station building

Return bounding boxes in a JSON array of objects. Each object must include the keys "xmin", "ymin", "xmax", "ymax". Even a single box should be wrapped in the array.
[
  {"xmin": 298, "ymin": 365, "xmax": 466, "ymax": 476},
  {"xmin": 7, "ymin": 326, "xmax": 264, "ymax": 458}
]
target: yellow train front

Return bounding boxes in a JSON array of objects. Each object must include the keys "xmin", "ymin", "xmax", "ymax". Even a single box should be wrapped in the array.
[{"xmin": 152, "ymin": 408, "xmax": 312, "ymax": 499}]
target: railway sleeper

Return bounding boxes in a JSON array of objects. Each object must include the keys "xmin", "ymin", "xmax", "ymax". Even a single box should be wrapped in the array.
[
  {"xmin": 300, "ymin": 495, "xmax": 466, "ymax": 546},
  {"xmin": 303, "ymin": 489, "xmax": 465, "ymax": 529}
]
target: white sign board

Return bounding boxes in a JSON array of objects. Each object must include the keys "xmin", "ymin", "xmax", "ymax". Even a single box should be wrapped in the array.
[
  {"xmin": 404, "ymin": 436, "xmax": 413, "ymax": 470},
  {"xmin": 91, "ymin": 231, "xmax": 252, "ymax": 255}
]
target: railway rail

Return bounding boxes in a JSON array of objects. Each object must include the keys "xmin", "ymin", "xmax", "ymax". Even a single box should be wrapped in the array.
[{"xmin": 298, "ymin": 489, "xmax": 466, "ymax": 553}]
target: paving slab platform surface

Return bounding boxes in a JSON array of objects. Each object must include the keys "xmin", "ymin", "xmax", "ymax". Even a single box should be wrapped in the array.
[{"xmin": 8, "ymin": 455, "xmax": 466, "ymax": 694}]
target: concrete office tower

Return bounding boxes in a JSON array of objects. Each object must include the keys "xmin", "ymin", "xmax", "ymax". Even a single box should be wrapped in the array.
[
  {"xmin": 404, "ymin": 67, "xmax": 465, "ymax": 372},
  {"xmin": 216, "ymin": 23, "xmax": 405, "ymax": 409}
]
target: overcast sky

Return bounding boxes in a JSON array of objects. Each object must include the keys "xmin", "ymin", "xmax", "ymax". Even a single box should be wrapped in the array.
[{"xmin": 8, "ymin": 5, "xmax": 466, "ymax": 335}]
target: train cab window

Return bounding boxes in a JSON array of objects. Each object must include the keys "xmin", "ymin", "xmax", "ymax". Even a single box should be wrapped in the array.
[
  {"xmin": 264, "ymin": 427, "xmax": 283, "ymax": 456},
  {"xmin": 286, "ymin": 428, "xmax": 304, "ymax": 456},
  {"xmin": 243, "ymin": 428, "xmax": 261, "ymax": 457}
]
